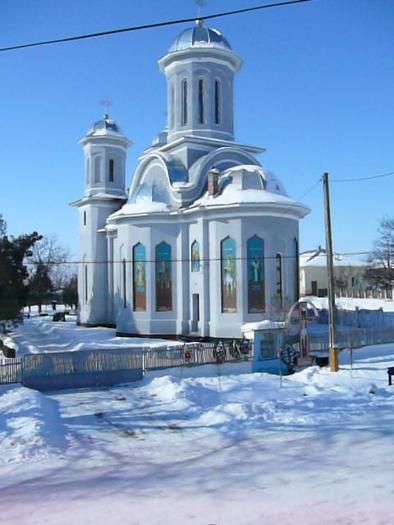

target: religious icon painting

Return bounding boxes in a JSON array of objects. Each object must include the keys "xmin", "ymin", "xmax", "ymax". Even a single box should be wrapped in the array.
[
  {"xmin": 191, "ymin": 240, "xmax": 200, "ymax": 272},
  {"xmin": 155, "ymin": 241, "xmax": 172, "ymax": 311},
  {"xmin": 247, "ymin": 235, "xmax": 265, "ymax": 313},
  {"xmin": 133, "ymin": 243, "xmax": 146, "ymax": 311},
  {"xmin": 221, "ymin": 236, "xmax": 237, "ymax": 312}
]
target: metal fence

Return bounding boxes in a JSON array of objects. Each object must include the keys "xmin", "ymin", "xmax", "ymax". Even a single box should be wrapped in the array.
[
  {"xmin": 143, "ymin": 341, "xmax": 254, "ymax": 370},
  {"xmin": 0, "ymin": 358, "xmax": 22, "ymax": 384},
  {"xmin": 21, "ymin": 349, "xmax": 144, "ymax": 391},
  {"xmin": 307, "ymin": 326, "xmax": 394, "ymax": 353}
]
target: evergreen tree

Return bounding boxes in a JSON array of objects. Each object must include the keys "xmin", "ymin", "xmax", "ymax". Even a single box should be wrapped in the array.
[
  {"xmin": 62, "ymin": 275, "xmax": 78, "ymax": 309},
  {"xmin": 0, "ymin": 214, "xmax": 42, "ymax": 321},
  {"xmin": 28, "ymin": 261, "xmax": 53, "ymax": 313}
]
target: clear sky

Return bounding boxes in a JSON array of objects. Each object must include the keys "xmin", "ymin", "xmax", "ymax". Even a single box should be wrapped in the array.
[{"xmin": 1, "ymin": 0, "xmax": 393, "ymax": 258}]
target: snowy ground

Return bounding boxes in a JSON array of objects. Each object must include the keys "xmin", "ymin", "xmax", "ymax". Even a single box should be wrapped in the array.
[
  {"xmin": 0, "ymin": 342, "xmax": 393, "ymax": 524},
  {"xmin": 8, "ymin": 317, "xmax": 179, "ymax": 355}
]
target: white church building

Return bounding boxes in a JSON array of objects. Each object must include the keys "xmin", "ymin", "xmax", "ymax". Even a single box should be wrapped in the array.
[{"xmin": 71, "ymin": 20, "xmax": 309, "ymax": 339}]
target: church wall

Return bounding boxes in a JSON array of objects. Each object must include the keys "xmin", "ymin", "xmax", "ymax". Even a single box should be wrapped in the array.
[
  {"xmin": 207, "ymin": 217, "xmax": 243, "ymax": 338},
  {"xmin": 206, "ymin": 215, "xmax": 299, "ymax": 338},
  {"xmin": 111, "ymin": 214, "xmax": 300, "ymax": 339},
  {"xmin": 78, "ymin": 203, "xmax": 117, "ymax": 325},
  {"xmin": 114, "ymin": 221, "xmax": 185, "ymax": 336},
  {"xmin": 243, "ymin": 217, "xmax": 298, "ymax": 322}
]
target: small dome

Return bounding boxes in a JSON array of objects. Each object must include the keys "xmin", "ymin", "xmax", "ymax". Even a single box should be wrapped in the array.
[
  {"xmin": 169, "ymin": 19, "xmax": 232, "ymax": 53},
  {"xmin": 87, "ymin": 114, "xmax": 122, "ymax": 137},
  {"xmin": 221, "ymin": 165, "xmax": 288, "ymax": 197}
]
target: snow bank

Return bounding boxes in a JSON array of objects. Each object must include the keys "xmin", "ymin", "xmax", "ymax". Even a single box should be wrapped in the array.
[
  {"xmin": 0, "ymin": 385, "xmax": 67, "ymax": 465},
  {"xmin": 0, "ymin": 344, "xmax": 393, "ymax": 524}
]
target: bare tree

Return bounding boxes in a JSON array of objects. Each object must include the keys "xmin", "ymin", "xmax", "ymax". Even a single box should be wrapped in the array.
[
  {"xmin": 366, "ymin": 216, "xmax": 394, "ymax": 293},
  {"xmin": 27, "ymin": 235, "xmax": 75, "ymax": 308}
]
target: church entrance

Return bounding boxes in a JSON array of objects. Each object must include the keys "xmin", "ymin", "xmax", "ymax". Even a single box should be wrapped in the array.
[{"xmin": 191, "ymin": 294, "xmax": 200, "ymax": 333}]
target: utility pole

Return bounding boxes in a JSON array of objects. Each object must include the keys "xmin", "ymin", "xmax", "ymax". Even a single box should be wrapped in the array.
[{"xmin": 323, "ymin": 172, "xmax": 339, "ymax": 372}]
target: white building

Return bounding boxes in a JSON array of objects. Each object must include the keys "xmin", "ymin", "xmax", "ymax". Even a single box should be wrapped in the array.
[
  {"xmin": 71, "ymin": 20, "xmax": 309, "ymax": 339},
  {"xmin": 299, "ymin": 247, "xmax": 367, "ymax": 298}
]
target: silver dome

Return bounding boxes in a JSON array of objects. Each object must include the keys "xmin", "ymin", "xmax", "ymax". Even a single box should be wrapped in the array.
[
  {"xmin": 168, "ymin": 20, "xmax": 231, "ymax": 53},
  {"xmin": 87, "ymin": 114, "xmax": 121, "ymax": 136}
]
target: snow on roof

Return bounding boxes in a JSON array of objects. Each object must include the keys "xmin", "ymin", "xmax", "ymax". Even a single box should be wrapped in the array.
[
  {"xmin": 300, "ymin": 250, "xmax": 367, "ymax": 268},
  {"xmin": 242, "ymin": 320, "xmax": 286, "ymax": 332},
  {"xmin": 194, "ymin": 187, "xmax": 301, "ymax": 207},
  {"xmin": 191, "ymin": 164, "xmax": 309, "ymax": 217},
  {"xmin": 302, "ymin": 296, "xmax": 394, "ymax": 312},
  {"xmin": 110, "ymin": 200, "xmax": 170, "ymax": 218}
]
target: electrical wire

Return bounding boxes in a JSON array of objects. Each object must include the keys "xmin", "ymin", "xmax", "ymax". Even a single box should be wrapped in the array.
[
  {"xmin": 331, "ymin": 171, "xmax": 394, "ymax": 183},
  {"xmin": 0, "ymin": 0, "xmax": 313, "ymax": 53},
  {"xmin": 24, "ymin": 250, "xmax": 375, "ymax": 266},
  {"xmin": 296, "ymin": 177, "xmax": 322, "ymax": 201}
]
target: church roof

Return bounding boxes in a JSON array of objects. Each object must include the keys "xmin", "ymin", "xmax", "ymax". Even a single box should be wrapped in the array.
[
  {"xmin": 86, "ymin": 114, "xmax": 123, "ymax": 138},
  {"xmin": 168, "ymin": 19, "xmax": 232, "ymax": 52}
]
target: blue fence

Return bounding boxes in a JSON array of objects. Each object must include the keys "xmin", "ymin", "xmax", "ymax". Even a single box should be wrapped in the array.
[{"xmin": 21, "ymin": 349, "xmax": 143, "ymax": 391}]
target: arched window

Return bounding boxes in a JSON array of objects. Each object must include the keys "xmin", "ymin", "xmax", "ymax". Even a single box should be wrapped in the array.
[
  {"xmin": 221, "ymin": 236, "xmax": 236, "ymax": 312},
  {"xmin": 191, "ymin": 240, "xmax": 200, "ymax": 272},
  {"xmin": 182, "ymin": 79, "xmax": 188, "ymax": 125},
  {"xmin": 83, "ymin": 210, "xmax": 87, "ymax": 226},
  {"xmin": 276, "ymin": 253, "xmax": 283, "ymax": 306},
  {"xmin": 214, "ymin": 80, "xmax": 221, "ymax": 124},
  {"xmin": 133, "ymin": 243, "xmax": 146, "ymax": 311},
  {"xmin": 247, "ymin": 236, "xmax": 265, "ymax": 313},
  {"xmin": 84, "ymin": 264, "xmax": 88, "ymax": 303},
  {"xmin": 198, "ymin": 79, "xmax": 204, "ymax": 124},
  {"xmin": 122, "ymin": 258, "xmax": 127, "ymax": 308},
  {"xmin": 109, "ymin": 159, "xmax": 114, "ymax": 182},
  {"xmin": 94, "ymin": 156, "xmax": 101, "ymax": 183},
  {"xmin": 294, "ymin": 238, "xmax": 299, "ymax": 301},
  {"xmin": 86, "ymin": 158, "xmax": 90, "ymax": 185},
  {"xmin": 155, "ymin": 242, "xmax": 172, "ymax": 311},
  {"xmin": 169, "ymin": 84, "xmax": 174, "ymax": 129}
]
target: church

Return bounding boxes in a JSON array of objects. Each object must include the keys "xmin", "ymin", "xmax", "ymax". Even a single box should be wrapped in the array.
[{"xmin": 71, "ymin": 20, "xmax": 309, "ymax": 339}]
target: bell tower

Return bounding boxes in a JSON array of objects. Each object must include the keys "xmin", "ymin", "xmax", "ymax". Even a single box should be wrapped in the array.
[{"xmin": 71, "ymin": 114, "xmax": 131, "ymax": 326}]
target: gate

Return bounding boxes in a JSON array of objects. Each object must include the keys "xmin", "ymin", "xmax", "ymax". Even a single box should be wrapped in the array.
[{"xmin": 0, "ymin": 358, "xmax": 22, "ymax": 385}]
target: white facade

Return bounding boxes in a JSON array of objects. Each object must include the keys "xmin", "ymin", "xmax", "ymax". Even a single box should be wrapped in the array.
[
  {"xmin": 300, "ymin": 247, "xmax": 368, "ymax": 298},
  {"xmin": 71, "ymin": 21, "xmax": 309, "ymax": 338}
]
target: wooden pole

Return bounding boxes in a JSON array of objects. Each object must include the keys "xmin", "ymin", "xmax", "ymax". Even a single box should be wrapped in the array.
[{"xmin": 323, "ymin": 172, "xmax": 339, "ymax": 372}]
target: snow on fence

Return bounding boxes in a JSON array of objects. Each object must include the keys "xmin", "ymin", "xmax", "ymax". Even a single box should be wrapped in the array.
[{"xmin": 0, "ymin": 358, "xmax": 22, "ymax": 384}]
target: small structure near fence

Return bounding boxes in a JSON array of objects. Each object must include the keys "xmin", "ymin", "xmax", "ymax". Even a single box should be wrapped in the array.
[{"xmin": 241, "ymin": 321, "xmax": 295, "ymax": 374}]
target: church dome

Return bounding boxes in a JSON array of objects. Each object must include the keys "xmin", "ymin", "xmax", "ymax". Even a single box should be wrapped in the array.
[
  {"xmin": 86, "ymin": 114, "xmax": 123, "ymax": 137},
  {"xmin": 168, "ymin": 19, "xmax": 232, "ymax": 52}
]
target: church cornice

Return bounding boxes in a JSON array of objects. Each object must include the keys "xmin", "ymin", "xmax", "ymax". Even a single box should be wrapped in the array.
[
  {"xmin": 142, "ymin": 135, "xmax": 265, "ymax": 158},
  {"xmin": 70, "ymin": 193, "xmax": 127, "ymax": 208}
]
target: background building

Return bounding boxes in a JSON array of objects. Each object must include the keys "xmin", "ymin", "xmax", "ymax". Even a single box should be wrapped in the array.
[{"xmin": 300, "ymin": 246, "xmax": 368, "ymax": 298}]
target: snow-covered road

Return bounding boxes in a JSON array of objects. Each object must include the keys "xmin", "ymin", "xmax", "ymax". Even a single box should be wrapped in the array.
[
  {"xmin": 10, "ymin": 317, "xmax": 178, "ymax": 354},
  {"xmin": 0, "ymin": 341, "xmax": 393, "ymax": 524}
]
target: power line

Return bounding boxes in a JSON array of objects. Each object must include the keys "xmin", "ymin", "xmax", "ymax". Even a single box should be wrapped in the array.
[
  {"xmin": 296, "ymin": 177, "xmax": 322, "ymax": 201},
  {"xmin": 25, "ymin": 251, "xmax": 374, "ymax": 266},
  {"xmin": 25, "ymin": 254, "xmax": 300, "ymax": 265},
  {"xmin": 0, "ymin": 0, "xmax": 313, "ymax": 53},
  {"xmin": 331, "ymin": 171, "xmax": 394, "ymax": 183}
]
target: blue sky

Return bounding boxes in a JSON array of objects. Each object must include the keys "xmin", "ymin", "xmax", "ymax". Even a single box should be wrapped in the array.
[{"xmin": 1, "ymin": 0, "xmax": 393, "ymax": 258}]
